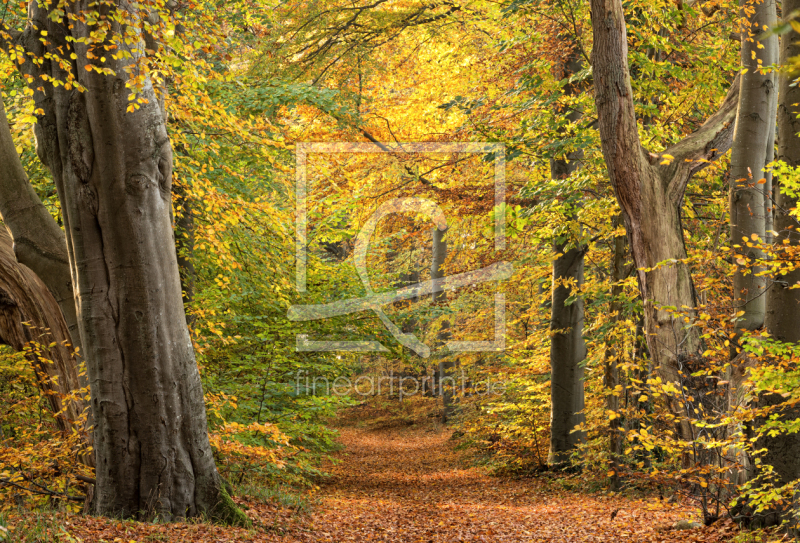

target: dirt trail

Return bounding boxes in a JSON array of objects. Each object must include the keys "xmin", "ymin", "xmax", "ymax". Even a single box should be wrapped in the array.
[
  {"xmin": 274, "ymin": 418, "xmax": 737, "ymax": 542},
  {"xmin": 56, "ymin": 412, "xmax": 743, "ymax": 542}
]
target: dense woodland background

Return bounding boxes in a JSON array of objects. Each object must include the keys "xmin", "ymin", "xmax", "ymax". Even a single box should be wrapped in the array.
[{"xmin": 0, "ymin": 0, "xmax": 799, "ymax": 540}]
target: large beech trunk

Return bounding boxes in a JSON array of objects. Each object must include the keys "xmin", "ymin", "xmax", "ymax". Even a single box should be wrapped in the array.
[
  {"xmin": 725, "ymin": 0, "xmax": 778, "ymax": 487},
  {"xmin": 590, "ymin": 0, "xmax": 740, "ymax": 438},
  {"xmin": 729, "ymin": 0, "xmax": 777, "ymax": 336},
  {"xmin": 548, "ymin": 50, "xmax": 587, "ymax": 465},
  {"xmin": 760, "ymin": 0, "xmax": 800, "ymax": 524},
  {"xmin": 1, "ymin": 1, "xmax": 232, "ymax": 521},
  {"xmin": 0, "ymin": 229, "xmax": 88, "ymax": 439}
]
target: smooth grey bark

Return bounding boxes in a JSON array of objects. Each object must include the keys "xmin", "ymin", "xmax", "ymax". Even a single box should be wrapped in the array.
[
  {"xmin": 759, "ymin": 1, "xmax": 800, "ymax": 528},
  {"xmin": 726, "ymin": 0, "xmax": 778, "ymax": 487},
  {"xmin": 548, "ymin": 239, "xmax": 587, "ymax": 465},
  {"xmin": 766, "ymin": 0, "xmax": 800, "ymax": 343},
  {"xmin": 591, "ymin": 0, "xmax": 740, "ymax": 440},
  {"xmin": 547, "ymin": 49, "xmax": 587, "ymax": 465},
  {"xmin": 0, "ymin": 98, "xmax": 84, "ymax": 363},
  {"xmin": 431, "ymin": 226, "xmax": 455, "ymax": 422},
  {"xmin": 729, "ymin": 0, "xmax": 777, "ymax": 336},
  {"xmin": 0, "ymin": 1, "xmax": 239, "ymax": 522}
]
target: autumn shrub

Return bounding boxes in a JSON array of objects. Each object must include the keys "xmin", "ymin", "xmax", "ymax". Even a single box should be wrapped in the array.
[{"xmin": 0, "ymin": 346, "xmax": 92, "ymax": 513}]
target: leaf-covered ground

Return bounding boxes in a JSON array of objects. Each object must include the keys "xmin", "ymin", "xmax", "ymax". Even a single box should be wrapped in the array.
[{"xmin": 5, "ymin": 406, "xmax": 762, "ymax": 542}]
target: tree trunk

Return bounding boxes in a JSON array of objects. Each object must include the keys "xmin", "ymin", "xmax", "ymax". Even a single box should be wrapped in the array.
[
  {"xmin": 431, "ymin": 226, "xmax": 455, "ymax": 422},
  {"xmin": 604, "ymin": 215, "xmax": 628, "ymax": 488},
  {"xmin": 591, "ymin": 0, "xmax": 740, "ymax": 439},
  {"xmin": 760, "ymin": 0, "xmax": 800, "ymax": 529},
  {"xmin": 548, "ymin": 241, "xmax": 587, "ymax": 465},
  {"xmin": 729, "ymin": 0, "xmax": 777, "ymax": 337},
  {"xmin": 0, "ymin": 228, "xmax": 88, "ymax": 440},
  {"xmin": 2, "ymin": 1, "xmax": 240, "ymax": 522},
  {"xmin": 548, "ymin": 49, "xmax": 587, "ymax": 465}
]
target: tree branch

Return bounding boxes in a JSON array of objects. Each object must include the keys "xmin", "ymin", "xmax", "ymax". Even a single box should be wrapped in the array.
[{"xmin": 659, "ymin": 74, "xmax": 740, "ymax": 202}]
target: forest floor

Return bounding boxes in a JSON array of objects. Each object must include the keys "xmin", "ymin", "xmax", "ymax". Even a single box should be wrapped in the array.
[{"xmin": 5, "ymin": 400, "xmax": 775, "ymax": 542}]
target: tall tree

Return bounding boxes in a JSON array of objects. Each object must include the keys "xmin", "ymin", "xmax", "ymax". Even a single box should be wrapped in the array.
[
  {"xmin": 0, "ymin": 0, "xmax": 243, "ymax": 522},
  {"xmin": 548, "ymin": 48, "xmax": 587, "ymax": 466},
  {"xmin": 432, "ymin": 225, "xmax": 455, "ymax": 422},
  {"xmin": 760, "ymin": 0, "xmax": 800, "ymax": 524},
  {"xmin": 730, "ymin": 0, "xmax": 778, "ymax": 339},
  {"xmin": 590, "ymin": 0, "xmax": 740, "ymax": 438}
]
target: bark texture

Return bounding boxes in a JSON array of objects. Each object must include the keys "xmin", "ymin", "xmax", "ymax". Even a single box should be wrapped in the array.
[
  {"xmin": 590, "ymin": 0, "xmax": 740, "ymax": 437},
  {"xmin": 729, "ymin": 0, "xmax": 777, "ymax": 335},
  {"xmin": 1, "ymin": 1, "xmax": 235, "ymax": 522},
  {"xmin": 0, "ymin": 228, "xmax": 88, "ymax": 438},
  {"xmin": 547, "ymin": 49, "xmax": 587, "ymax": 465}
]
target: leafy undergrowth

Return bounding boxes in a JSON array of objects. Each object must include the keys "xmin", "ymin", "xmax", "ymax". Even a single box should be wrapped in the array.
[{"xmin": 1, "ymin": 401, "xmax": 785, "ymax": 542}]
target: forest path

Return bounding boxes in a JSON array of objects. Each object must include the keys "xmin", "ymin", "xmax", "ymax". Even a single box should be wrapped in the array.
[
  {"xmin": 266, "ymin": 406, "xmax": 738, "ymax": 543},
  {"xmin": 54, "ymin": 404, "xmax": 743, "ymax": 542}
]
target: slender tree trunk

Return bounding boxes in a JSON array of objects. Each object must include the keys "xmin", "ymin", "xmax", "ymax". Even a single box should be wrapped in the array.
[
  {"xmin": 548, "ymin": 49, "xmax": 587, "ymax": 465},
  {"xmin": 548, "ymin": 241, "xmax": 587, "ymax": 464},
  {"xmin": 604, "ymin": 215, "xmax": 628, "ymax": 488},
  {"xmin": 591, "ymin": 0, "xmax": 740, "ymax": 440},
  {"xmin": 1, "ymin": 1, "xmax": 241, "ymax": 522},
  {"xmin": 729, "ymin": 0, "xmax": 777, "ymax": 337},
  {"xmin": 431, "ymin": 226, "xmax": 455, "ymax": 422}
]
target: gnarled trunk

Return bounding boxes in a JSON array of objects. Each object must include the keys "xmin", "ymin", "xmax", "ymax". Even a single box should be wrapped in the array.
[
  {"xmin": 1, "ymin": 0, "xmax": 238, "ymax": 522},
  {"xmin": 591, "ymin": 0, "xmax": 740, "ymax": 439}
]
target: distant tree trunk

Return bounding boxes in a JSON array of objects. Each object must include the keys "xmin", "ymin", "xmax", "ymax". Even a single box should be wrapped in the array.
[
  {"xmin": 604, "ymin": 215, "xmax": 628, "ymax": 488},
  {"xmin": 548, "ymin": 48, "xmax": 587, "ymax": 466},
  {"xmin": 431, "ymin": 226, "xmax": 455, "ymax": 422},
  {"xmin": 760, "ymin": 0, "xmax": 800, "ymax": 529},
  {"xmin": 729, "ymin": 0, "xmax": 777, "ymax": 339},
  {"xmin": 591, "ymin": 0, "xmax": 740, "ymax": 440},
  {"xmin": 548, "ymin": 240, "xmax": 586, "ymax": 465},
  {"xmin": 0, "ymin": 0, "xmax": 240, "ymax": 523},
  {"xmin": 0, "ymin": 229, "xmax": 88, "ymax": 440}
]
